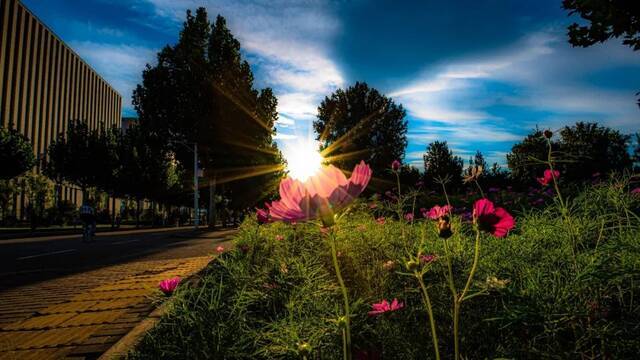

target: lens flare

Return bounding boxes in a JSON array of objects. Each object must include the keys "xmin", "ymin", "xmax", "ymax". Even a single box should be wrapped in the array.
[{"xmin": 283, "ymin": 140, "xmax": 323, "ymax": 181}]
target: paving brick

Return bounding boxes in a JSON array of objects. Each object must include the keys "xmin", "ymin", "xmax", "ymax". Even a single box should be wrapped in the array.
[
  {"xmin": 87, "ymin": 297, "xmax": 145, "ymax": 311},
  {"xmin": 60, "ymin": 310, "xmax": 127, "ymax": 327},
  {"xmin": 71, "ymin": 289, "xmax": 149, "ymax": 302},
  {"xmin": 2, "ymin": 313, "xmax": 77, "ymax": 331},
  {"xmin": 0, "ymin": 347, "xmax": 71, "ymax": 360},
  {"xmin": 38, "ymin": 301, "xmax": 99, "ymax": 315}
]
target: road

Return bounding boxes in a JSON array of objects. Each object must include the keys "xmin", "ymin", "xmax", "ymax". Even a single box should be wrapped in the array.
[
  {"xmin": 0, "ymin": 227, "xmax": 237, "ymax": 359},
  {"xmin": 0, "ymin": 227, "xmax": 236, "ymax": 290}
]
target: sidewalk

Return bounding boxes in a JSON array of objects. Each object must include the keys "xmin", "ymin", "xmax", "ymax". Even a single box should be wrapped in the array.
[{"xmin": 0, "ymin": 232, "xmax": 231, "ymax": 359}]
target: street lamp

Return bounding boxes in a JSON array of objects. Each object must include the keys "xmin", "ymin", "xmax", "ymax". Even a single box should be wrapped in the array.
[{"xmin": 171, "ymin": 140, "xmax": 199, "ymax": 231}]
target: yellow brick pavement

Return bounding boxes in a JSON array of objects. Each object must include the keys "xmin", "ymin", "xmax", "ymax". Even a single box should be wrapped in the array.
[{"xmin": 0, "ymin": 255, "xmax": 212, "ymax": 360}]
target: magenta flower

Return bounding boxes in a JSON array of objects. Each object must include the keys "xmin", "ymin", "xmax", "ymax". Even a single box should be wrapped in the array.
[
  {"xmin": 631, "ymin": 187, "xmax": 640, "ymax": 196},
  {"xmin": 537, "ymin": 169, "xmax": 560, "ymax": 186},
  {"xmin": 391, "ymin": 160, "xmax": 401, "ymax": 171},
  {"xmin": 473, "ymin": 198, "xmax": 515, "ymax": 238},
  {"xmin": 215, "ymin": 245, "xmax": 225, "ymax": 254},
  {"xmin": 256, "ymin": 207, "xmax": 270, "ymax": 224},
  {"xmin": 368, "ymin": 298, "xmax": 404, "ymax": 316},
  {"xmin": 404, "ymin": 213, "xmax": 414, "ymax": 222},
  {"xmin": 266, "ymin": 161, "xmax": 372, "ymax": 224},
  {"xmin": 425, "ymin": 205, "xmax": 452, "ymax": 220},
  {"xmin": 158, "ymin": 277, "xmax": 181, "ymax": 295},
  {"xmin": 376, "ymin": 217, "xmax": 386, "ymax": 225},
  {"xmin": 419, "ymin": 254, "xmax": 437, "ymax": 264}
]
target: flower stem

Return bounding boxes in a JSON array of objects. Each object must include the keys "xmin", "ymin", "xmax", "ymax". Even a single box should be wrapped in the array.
[
  {"xmin": 453, "ymin": 227, "xmax": 481, "ymax": 360},
  {"xmin": 474, "ymin": 179, "xmax": 485, "ymax": 199},
  {"xmin": 329, "ymin": 234, "xmax": 351, "ymax": 360},
  {"xmin": 416, "ymin": 273, "xmax": 441, "ymax": 360}
]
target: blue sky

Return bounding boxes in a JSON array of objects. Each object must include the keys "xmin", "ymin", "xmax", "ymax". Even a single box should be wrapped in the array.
[{"xmin": 24, "ymin": 0, "xmax": 640, "ymax": 168}]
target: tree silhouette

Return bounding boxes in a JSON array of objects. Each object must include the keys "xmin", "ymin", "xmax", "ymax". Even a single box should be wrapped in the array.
[
  {"xmin": 506, "ymin": 129, "xmax": 551, "ymax": 186},
  {"xmin": 423, "ymin": 141, "xmax": 464, "ymax": 190},
  {"xmin": 0, "ymin": 128, "xmax": 35, "ymax": 180},
  {"xmin": 133, "ymin": 9, "xmax": 283, "ymax": 210},
  {"xmin": 314, "ymin": 81, "xmax": 408, "ymax": 177}
]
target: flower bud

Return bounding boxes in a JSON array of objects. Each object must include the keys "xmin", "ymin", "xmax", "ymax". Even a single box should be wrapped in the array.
[
  {"xmin": 543, "ymin": 129, "xmax": 553, "ymax": 139},
  {"xmin": 405, "ymin": 259, "xmax": 419, "ymax": 272},
  {"xmin": 437, "ymin": 217, "xmax": 452, "ymax": 239},
  {"xmin": 337, "ymin": 315, "xmax": 348, "ymax": 328},
  {"xmin": 297, "ymin": 341, "xmax": 312, "ymax": 356},
  {"xmin": 391, "ymin": 160, "xmax": 401, "ymax": 171}
]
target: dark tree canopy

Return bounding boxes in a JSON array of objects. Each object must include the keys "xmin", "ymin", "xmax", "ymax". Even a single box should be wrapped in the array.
[
  {"xmin": 45, "ymin": 120, "xmax": 118, "ymax": 194},
  {"xmin": 507, "ymin": 122, "xmax": 632, "ymax": 185},
  {"xmin": 558, "ymin": 122, "xmax": 632, "ymax": 181},
  {"xmin": 423, "ymin": 141, "xmax": 464, "ymax": 189},
  {"xmin": 563, "ymin": 0, "xmax": 640, "ymax": 50},
  {"xmin": 0, "ymin": 128, "xmax": 35, "ymax": 180},
  {"xmin": 506, "ymin": 129, "xmax": 552, "ymax": 185},
  {"xmin": 314, "ymin": 81, "xmax": 408, "ymax": 177},
  {"xmin": 133, "ymin": 9, "xmax": 283, "ymax": 208}
]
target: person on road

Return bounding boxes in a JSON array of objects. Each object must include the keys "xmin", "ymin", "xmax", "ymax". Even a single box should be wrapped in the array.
[{"xmin": 79, "ymin": 202, "xmax": 96, "ymax": 243}]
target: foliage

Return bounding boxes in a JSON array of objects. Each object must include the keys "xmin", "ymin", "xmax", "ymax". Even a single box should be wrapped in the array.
[
  {"xmin": 558, "ymin": 122, "xmax": 632, "ymax": 181},
  {"xmin": 423, "ymin": 141, "xmax": 464, "ymax": 189},
  {"xmin": 130, "ymin": 177, "xmax": 640, "ymax": 359},
  {"xmin": 0, "ymin": 127, "xmax": 36, "ymax": 180},
  {"xmin": 45, "ymin": 120, "xmax": 117, "ymax": 196},
  {"xmin": 507, "ymin": 122, "xmax": 632, "ymax": 185},
  {"xmin": 133, "ymin": 8, "xmax": 283, "ymax": 209},
  {"xmin": 314, "ymin": 81, "xmax": 408, "ymax": 178},
  {"xmin": 563, "ymin": 0, "xmax": 640, "ymax": 51}
]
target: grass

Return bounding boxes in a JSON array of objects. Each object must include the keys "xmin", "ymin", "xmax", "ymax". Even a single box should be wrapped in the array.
[{"xmin": 129, "ymin": 176, "xmax": 640, "ymax": 359}]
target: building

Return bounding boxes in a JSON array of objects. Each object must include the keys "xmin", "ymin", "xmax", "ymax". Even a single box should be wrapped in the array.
[
  {"xmin": 121, "ymin": 117, "xmax": 137, "ymax": 131},
  {"xmin": 0, "ymin": 0, "xmax": 122, "ymax": 218}
]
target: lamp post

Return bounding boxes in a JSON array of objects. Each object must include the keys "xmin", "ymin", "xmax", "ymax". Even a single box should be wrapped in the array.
[
  {"xmin": 171, "ymin": 140, "xmax": 199, "ymax": 231},
  {"xmin": 193, "ymin": 142, "xmax": 199, "ymax": 230}
]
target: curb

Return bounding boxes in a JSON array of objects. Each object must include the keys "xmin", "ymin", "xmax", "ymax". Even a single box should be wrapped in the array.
[{"xmin": 98, "ymin": 257, "xmax": 218, "ymax": 360}]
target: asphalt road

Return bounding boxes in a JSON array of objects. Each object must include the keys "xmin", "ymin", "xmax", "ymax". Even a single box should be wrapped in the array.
[{"xmin": 0, "ymin": 227, "xmax": 237, "ymax": 290}]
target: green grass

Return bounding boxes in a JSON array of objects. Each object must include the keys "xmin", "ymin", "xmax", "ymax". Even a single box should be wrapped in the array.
[{"xmin": 129, "ymin": 178, "xmax": 640, "ymax": 359}]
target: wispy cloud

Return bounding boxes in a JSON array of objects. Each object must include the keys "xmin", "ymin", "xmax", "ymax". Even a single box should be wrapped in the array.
[
  {"xmin": 392, "ymin": 28, "xmax": 640, "ymax": 168},
  {"xmin": 141, "ymin": 0, "xmax": 344, "ymax": 142},
  {"xmin": 70, "ymin": 41, "xmax": 157, "ymax": 115}
]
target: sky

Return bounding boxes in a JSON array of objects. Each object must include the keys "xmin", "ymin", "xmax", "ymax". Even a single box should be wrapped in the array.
[{"xmin": 24, "ymin": 0, "xmax": 640, "ymax": 169}]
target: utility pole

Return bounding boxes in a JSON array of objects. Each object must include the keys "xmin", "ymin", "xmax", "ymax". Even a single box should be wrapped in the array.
[
  {"xmin": 208, "ymin": 176, "xmax": 216, "ymax": 229},
  {"xmin": 193, "ymin": 142, "xmax": 199, "ymax": 230}
]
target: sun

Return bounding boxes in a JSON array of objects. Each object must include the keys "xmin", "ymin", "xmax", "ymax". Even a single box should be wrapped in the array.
[{"xmin": 283, "ymin": 139, "xmax": 324, "ymax": 181}]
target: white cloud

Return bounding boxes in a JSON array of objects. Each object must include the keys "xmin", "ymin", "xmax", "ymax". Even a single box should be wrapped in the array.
[{"xmin": 141, "ymin": 0, "xmax": 344, "ymax": 140}]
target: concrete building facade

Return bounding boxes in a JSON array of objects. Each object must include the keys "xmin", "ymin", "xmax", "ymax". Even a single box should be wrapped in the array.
[{"xmin": 0, "ymin": 0, "xmax": 122, "ymax": 218}]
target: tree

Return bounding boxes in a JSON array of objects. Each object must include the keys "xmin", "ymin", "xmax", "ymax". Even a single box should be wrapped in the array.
[
  {"xmin": 563, "ymin": 0, "xmax": 640, "ymax": 105},
  {"xmin": 0, "ymin": 128, "xmax": 36, "ymax": 180},
  {"xmin": 558, "ymin": 122, "xmax": 632, "ymax": 181},
  {"xmin": 423, "ymin": 141, "xmax": 464, "ymax": 190},
  {"xmin": 563, "ymin": 0, "xmax": 640, "ymax": 50},
  {"xmin": 506, "ymin": 129, "xmax": 552, "ymax": 185},
  {"xmin": 314, "ymin": 81, "xmax": 408, "ymax": 177},
  {"xmin": 133, "ymin": 9, "xmax": 283, "ymax": 211},
  {"xmin": 45, "ymin": 120, "xmax": 118, "ymax": 202},
  {"xmin": 632, "ymin": 133, "xmax": 640, "ymax": 171},
  {"xmin": 507, "ymin": 122, "xmax": 632, "ymax": 185}
]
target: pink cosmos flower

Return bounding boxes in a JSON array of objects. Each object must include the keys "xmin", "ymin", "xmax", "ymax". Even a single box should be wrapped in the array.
[
  {"xmin": 158, "ymin": 277, "xmax": 181, "ymax": 295},
  {"xmin": 537, "ymin": 169, "xmax": 560, "ymax": 186},
  {"xmin": 215, "ymin": 245, "xmax": 225, "ymax": 254},
  {"xmin": 368, "ymin": 298, "xmax": 404, "ymax": 316},
  {"xmin": 425, "ymin": 205, "xmax": 452, "ymax": 220},
  {"xmin": 256, "ymin": 207, "xmax": 270, "ymax": 223},
  {"xmin": 376, "ymin": 217, "xmax": 386, "ymax": 225},
  {"xmin": 404, "ymin": 213, "xmax": 414, "ymax": 222},
  {"xmin": 419, "ymin": 254, "xmax": 437, "ymax": 264},
  {"xmin": 391, "ymin": 160, "xmax": 401, "ymax": 171},
  {"xmin": 266, "ymin": 161, "xmax": 372, "ymax": 224},
  {"xmin": 631, "ymin": 187, "xmax": 640, "ymax": 196},
  {"xmin": 473, "ymin": 198, "xmax": 515, "ymax": 238}
]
